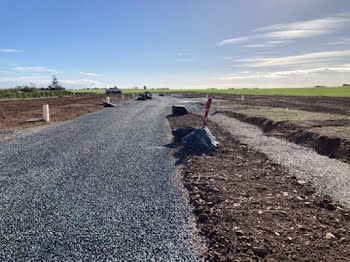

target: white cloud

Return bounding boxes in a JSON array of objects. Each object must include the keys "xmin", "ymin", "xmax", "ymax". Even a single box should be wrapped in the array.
[
  {"xmin": 0, "ymin": 76, "xmax": 104, "ymax": 89},
  {"xmin": 218, "ymin": 36, "xmax": 252, "ymax": 46},
  {"xmin": 235, "ymin": 50, "xmax": 350, "ymax": 67},
  {"xmin": 12, "ymin": 66, "xmax": 56, "ymax": 73},
  {"xmin": 324, "ymin": 37, "xmax": 350, "ymax": 45},
  {"xmin": 0, "ymin": 76, "xmax": 52, "ymax": 85},
  {"xmin": 176, "ymin": 58, "xmax": 194, "ymax": 62},
  {"xmin": 219, "ymin": 14, "xmax": 350, "ymax": 46},
  {"xmin": 240, "ymin": 44, "xmax": 274, "ymax": 48},
  {"xmin": 219, "ymin": 65, "xmax": 350, "ymax": 80},
  {"xmin": 61, "ymin": 79, "xmax": 104, "ymax": 88},
  {"xmin": 0, "ymin": 48, "xmax": 21, "ymax": 53},
  {"xmin": 79, "ymin": 72, "xmax": 101, "ymax": 77}
]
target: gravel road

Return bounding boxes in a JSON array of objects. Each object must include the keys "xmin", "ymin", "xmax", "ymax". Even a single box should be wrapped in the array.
[
  {"xmin": 211, "ymin": 113, "xmax": 350, "ymax": 208},
  {"xmin": 0, "ymin": 97, "xmax": 204, "ymax": 261}
]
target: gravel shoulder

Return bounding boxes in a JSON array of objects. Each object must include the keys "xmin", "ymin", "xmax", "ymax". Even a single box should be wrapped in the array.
[{"xmin": 0, "ymin": 97, "xmax": 204, "ymax": 261}]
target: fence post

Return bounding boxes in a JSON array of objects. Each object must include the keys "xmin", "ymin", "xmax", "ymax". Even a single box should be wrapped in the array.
[
  {"xmin": 106, "ymin": 96, "xmax": 110, "ymax": 103},
  {"xmin": 122, "ymin": 94, "xmax": 125, "ymax": 101},
  {"xmin": 43, "ymin": 104, "xmax": 50, "ymax": 122}
]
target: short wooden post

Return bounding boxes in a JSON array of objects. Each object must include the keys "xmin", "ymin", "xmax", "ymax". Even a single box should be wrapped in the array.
[
  {"xmin": 106, "ymin": 96, "xmax": 110, "ymax": 103},
  {"xmin": 122, "ymin": 94, "xmax": 125, "ymax": 101},
  {"xmin": 43, "ymin": 104, "xmax": 50, "ymax": 122}
]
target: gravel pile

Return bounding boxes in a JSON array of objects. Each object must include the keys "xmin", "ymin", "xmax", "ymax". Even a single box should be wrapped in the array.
[
  {"xmin": 0, "ymin": 98, "xmax": 204, "ymax": 261},
  {"xmin": 211, "ymin": 114, "xmax": 350, "ymax": 207}
]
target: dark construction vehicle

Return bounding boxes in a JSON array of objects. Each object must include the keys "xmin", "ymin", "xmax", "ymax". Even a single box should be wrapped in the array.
[
  {"xmin": 106, "ymin": 87, "xmax": 122, "ymax": 94},
  {"xmin": 137, "ymin": 91, "xmax": 152, "ymax": 100}
]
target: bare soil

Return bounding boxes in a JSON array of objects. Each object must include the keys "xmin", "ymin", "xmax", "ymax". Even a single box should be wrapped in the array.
[
  {"xmin": 173, "ymin": 93, "xmax": 350, "ymax": 115},
  {"xmin": 168, "ymin": 114, "xmax": 350, "ymax": 262},
  {"xmin": 172, "ymin": 92, "xmax": 350, "ymax": 164},
  {"xmin": 0, "ymin": 94, "xmax": 132, "ymax": 130},
  {"xmin": 222, "ymin": 111, "xmax": 350, "ymax": 164}
]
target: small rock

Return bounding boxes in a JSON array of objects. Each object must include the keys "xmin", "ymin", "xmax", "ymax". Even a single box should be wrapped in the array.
[
  {"xmin": 252, "ymin": 247, "xmax": 271, "ymax": 258},
  {"xmin": 297, "ymin": 180, "xmax": 307, "ymax": 185},
  {"xmin": 236, "ymin": 230, "xmax": 244, "ymax": 236},
  {"xmin": 172, "ymin": 126, "xmax": 196, "ymax": 140},
  {"xmin": 198, "ymin": 214, "xmax": 209, "ymax": 223},
  {"xmin": 172, "ymin": 105, "xmax": 188, "ymax": 115},
  {"xmin": 325, "ymin": 233, "xmax": 336, "ymax": 240},
  {"xmin": 182, "ymin": 127, "xmax": 219, "ymax": 153}
]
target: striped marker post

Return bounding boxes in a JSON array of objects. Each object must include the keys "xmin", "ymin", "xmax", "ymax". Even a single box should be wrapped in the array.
[{"xmin": 202, "ymin": 97, "xmax": 212, "ymax": 126}]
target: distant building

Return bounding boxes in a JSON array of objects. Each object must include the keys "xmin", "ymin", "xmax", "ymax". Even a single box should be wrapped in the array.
[{"xmin": 106, "ymin": 86, "xmax": 122, "ymax": 94}]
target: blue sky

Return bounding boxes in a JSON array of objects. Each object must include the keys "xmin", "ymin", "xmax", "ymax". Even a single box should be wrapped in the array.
[{"xmin": 1, "ymin": 0, "xmax": 350, "ymax": 89}]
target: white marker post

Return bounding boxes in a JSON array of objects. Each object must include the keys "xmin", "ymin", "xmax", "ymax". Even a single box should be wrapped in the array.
[
  {"xmin": 216, "ymin": 101, "xmax": 220, "ymax": 111},
  {"xmin": 205, "ymin": 93, "xmax": 208, "ymax": 98},
  {"xmin": 106, "ymin": 96, "xmax": 110, "ymax": 103},
  {"xmin": 122, "ymin": 94, "xmax": 125, "ymax": 101},
  {"xmin": 42, "ymin": 104, "xmax": 50, "ymax": 122}
]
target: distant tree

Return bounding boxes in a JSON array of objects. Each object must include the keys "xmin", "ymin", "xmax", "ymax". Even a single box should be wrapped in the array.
[
  {"xmin": 48, "ymin": 75, "xmax": 65, "ymax": 90},
  {"xmin": 144, "ymin": 86, "xmax": 147, "ymax": 90}
]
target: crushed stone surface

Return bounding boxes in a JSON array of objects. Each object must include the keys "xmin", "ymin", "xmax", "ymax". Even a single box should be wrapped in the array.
[{"xmin": 0, "ymin": 97, "xmax": 204, "ymax": 261}]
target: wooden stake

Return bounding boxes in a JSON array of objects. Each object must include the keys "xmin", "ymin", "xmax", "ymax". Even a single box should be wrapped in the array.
[{"xmin": 43, "ymin": 104, "xmax": 50, "ymax": 122}]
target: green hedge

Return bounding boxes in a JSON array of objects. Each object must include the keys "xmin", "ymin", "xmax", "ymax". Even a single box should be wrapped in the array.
[{"xmin": 0, "ymin": 90, "xmax": 71, "ymax": 99}]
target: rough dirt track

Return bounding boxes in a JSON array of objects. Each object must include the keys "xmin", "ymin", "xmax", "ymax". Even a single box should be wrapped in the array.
[{"xmin": 0, "ymin": 97, "xmax": 204, "ymax": 261}]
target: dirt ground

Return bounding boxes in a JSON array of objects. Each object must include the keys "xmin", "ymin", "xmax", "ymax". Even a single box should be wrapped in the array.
[
  {"xmin": 172, "ymin": 92, "xmax": 350, "ymax": 115},
  {"xmin": 168, "ymin": 114, "xmax": 350, "ymax": 262},
  {"xmin": 0, "ymin": 93, "xmax": 132, "ymax": 130},
  {"xmin": 171, "ymin": 93, "xmax": 350, "ymax": 164}
]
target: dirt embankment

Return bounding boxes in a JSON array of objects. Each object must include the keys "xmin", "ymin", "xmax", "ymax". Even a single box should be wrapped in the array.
[
  {"xmin": 0, "ymin": 93, "xmax": 132, "ymax": 130},
  {"xmin": 168, "ymin": 114, "xmax": 350, "ymax": 262},
  {"xmin": 174, "ymin": 92, "xmax": 350, "ymax": 115},
  {"xmin": 222, "ymin": 111, "xmax": 350, "ymax": 164}
]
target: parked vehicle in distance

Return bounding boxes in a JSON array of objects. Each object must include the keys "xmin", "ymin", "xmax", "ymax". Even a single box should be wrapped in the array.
[
  {"xmin": 137, "ymin": 91, "xmax": 152, "ymax": 100},
  {"xmin": 106, "ymin": 87, "xmax": 122, "ymax": 94}
]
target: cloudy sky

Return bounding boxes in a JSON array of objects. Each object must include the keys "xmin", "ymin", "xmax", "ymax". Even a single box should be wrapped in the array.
[{"xmin": 1, "ymin": 0, "xmax": 350, "ymax": 89}]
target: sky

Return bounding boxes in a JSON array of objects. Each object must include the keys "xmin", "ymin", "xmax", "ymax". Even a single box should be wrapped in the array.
[{"xmin": 1, "ymin": 0, "xmax": 350, "ymax": 89}]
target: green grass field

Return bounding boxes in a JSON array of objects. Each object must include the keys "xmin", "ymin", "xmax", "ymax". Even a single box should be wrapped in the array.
[{"xmin": 71, "ymin": 86, "xmax": 350, "ymax": 97}]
